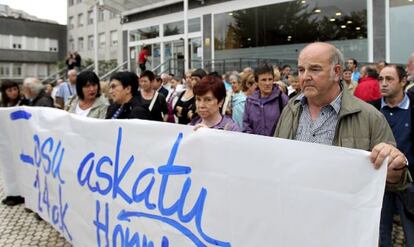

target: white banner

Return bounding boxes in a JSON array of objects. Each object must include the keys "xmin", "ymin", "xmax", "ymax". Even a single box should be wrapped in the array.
[{"xmin": 0, "ymin": 107, "xmax": 386, "ymax": 247}]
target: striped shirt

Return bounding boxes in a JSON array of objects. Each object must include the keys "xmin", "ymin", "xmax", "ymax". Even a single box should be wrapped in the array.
[{"xmin": 295, "ymin": 92, "xmax": 343, "ymax": 145}]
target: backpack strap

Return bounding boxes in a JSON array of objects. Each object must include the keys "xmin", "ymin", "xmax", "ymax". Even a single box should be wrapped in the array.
[{"xmin": 149, "ymin": 91, "xmax": 159, "ymax": 112}]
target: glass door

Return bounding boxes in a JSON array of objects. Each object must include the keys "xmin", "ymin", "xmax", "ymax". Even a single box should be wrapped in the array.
[{"xmin": 190, "ymin": 38, "xmax": 202, "ymax": 69}]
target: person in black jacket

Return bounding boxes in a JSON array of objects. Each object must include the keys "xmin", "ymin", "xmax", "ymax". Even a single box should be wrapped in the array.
[
  {"xmin": 22, "ymin": 78, "xmax": 54, "ymax": 107},
  {"xmin": 106, "ymin": 71, "xmax": 149, "ymax": 120}
]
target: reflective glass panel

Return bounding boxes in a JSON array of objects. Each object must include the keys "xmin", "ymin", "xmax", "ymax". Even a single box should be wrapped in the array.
[{"xmin": 130, "ymin": 26, "xmax": 160, "ymax": 42}]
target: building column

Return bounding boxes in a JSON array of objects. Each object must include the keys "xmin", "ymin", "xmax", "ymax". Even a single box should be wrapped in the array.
[
  {"xmin": 372, "ymin": 0, "xmax": 386, "ymax": 62},
  {"xmin": 202, "ymin": 14, "xmax": 212, "ymax": 68}
]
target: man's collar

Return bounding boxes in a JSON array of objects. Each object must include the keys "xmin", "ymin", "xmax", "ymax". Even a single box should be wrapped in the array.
[
  {"xmin": 381, "ymin": 94, "xmax": 410, "ymax": 110},
  {"xmin": 296, "ymin": 90, "xmax": 343, "ymax": 114}
]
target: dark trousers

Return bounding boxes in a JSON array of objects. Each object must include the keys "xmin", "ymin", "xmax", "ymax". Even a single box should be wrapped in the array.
[{"xmin": 139, "ymin": 63, "xmax": 146, "ymax": 72}]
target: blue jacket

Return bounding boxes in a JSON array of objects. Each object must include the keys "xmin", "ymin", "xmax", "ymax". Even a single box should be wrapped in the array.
[{"xmin": 243, "ymin": 87, "xmax": 288, "ymax": 136}]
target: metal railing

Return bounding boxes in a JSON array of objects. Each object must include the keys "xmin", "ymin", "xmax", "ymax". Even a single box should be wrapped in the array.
[
  {"xmin": 151, "ymin": 58, "xmax": 180, "ymax": 76},
  {"xmin": 41, "ymin": 63, "xmax": 96, "ymax": 85},
  {"xmin": 201, "ymin": 58, "xmax": 298, "ymax": 74},
  {"xmin": 100, "ymin": 61, "xmax": 128, "ymax": 81},
  {"xmin": 40, "ymin": 67, "xmax": 67, "ymax": 84}
]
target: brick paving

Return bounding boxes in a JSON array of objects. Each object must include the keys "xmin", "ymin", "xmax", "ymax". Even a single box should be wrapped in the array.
[{"xmin": 0, "ymin": 178, "xmax": 72, "ymax": 247}]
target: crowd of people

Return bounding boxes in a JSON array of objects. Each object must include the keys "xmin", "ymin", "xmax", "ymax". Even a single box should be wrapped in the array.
[{"xmin": 1, "ymin": 41, "xmax": 414, "ymax": 246}]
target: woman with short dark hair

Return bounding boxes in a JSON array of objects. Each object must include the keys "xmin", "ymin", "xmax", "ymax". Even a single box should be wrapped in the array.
[
  {"xmin": 190, "ymin": 75, "xmax": 240, "ymax": 131},
  {"xmin": 106, "ymin": 71, "xmax": 149, "ymax": 120},
  {"xmin": 66, "ymin": 71, "xmax": 108, "ymax": 118}
]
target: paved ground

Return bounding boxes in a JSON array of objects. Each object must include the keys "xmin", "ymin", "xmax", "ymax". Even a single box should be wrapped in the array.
[
  {"xmin": 0, "ymin": 172, "xmax": 407, "ymax": 247},
  {"xmin": 0, "ymin": 179, "xmax": 72, "ymax": 247}
]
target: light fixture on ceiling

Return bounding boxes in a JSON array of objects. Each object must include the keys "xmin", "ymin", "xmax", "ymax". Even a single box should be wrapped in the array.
[
  {"xmin": 336, "ymin": 12, "xmax": 342, "ymax": 16},
  {"xmin": 330, "ymin": 18, "xmax": 335, "ymax": 22},
  {"xmin": 347, "ymin": 20, "xmax": 352, "ymax": 24},
  {"xmin": 228, "ymin": 12, "xmax": 233, "ymax": 16},
  {"xmin": 301, "ymin": 0, "xmax": 306, "ymax": 3},
  {"xmin": 355, "ymin": 27, "xmax": 361, "ymax": 30},
  {"xmin": 314, "ymin": 8, "xmax": 321, "ymax": 13},
  {"xmin": 341, "ymin": 25, "xmax": 346, "ymax": 29}
]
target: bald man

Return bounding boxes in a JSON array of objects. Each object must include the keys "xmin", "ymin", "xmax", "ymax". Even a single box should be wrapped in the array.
[
  {"xmin": 275, "ymin": 42, "xmax": 411, "ymax": 189},
  {"xmin": 55, "ymin": 69, "xmax": 77, "ymax": 109}
]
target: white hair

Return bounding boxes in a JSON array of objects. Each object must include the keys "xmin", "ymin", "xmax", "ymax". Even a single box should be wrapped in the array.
[{"xmin": 23, "ymin": 77, "xmax": 44, "ymax": 96}]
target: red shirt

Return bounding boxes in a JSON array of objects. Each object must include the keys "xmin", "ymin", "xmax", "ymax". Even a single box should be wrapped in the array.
[
  {"xmin": 138, "ymin": 49, "xmax": 148, "ymax": 64},
  {"xmin": 354, "ymin": 76, "xmax": 381, "ymax": 102}
]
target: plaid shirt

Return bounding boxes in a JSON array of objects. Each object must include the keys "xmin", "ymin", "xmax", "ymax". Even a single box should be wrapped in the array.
[{"xmin": 294, "ymin": 92, "xmax": 343, "ymax": 145}]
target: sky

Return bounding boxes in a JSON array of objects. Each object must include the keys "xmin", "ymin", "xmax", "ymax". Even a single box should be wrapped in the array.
[{"xmin": 1, "ymin": 0, "xmax": 67, "ymax": 24}]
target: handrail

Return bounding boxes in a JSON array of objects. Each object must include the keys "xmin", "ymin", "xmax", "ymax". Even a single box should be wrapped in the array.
[
  {"xmin": 43, "ymin": 63, "xmax": 96, "ymax": 85},
  {"xmin": 152, "ymin": 58, "xmax": 174, "ymax": 73},
  {"xmin": 82, "ymin": 63, "xmax": 95, "ymax": 72},
  {"xmin": 40, "ymin": 67, "xmax": 67, "ymax": 83},
  {"xmin": 100, "ymin": 61, "xmax": 128, "ymax": 81}
]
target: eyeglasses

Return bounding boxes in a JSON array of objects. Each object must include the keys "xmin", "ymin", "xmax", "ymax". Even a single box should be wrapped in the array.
[{"xmin": 110, "ymin": 83, "xmax": 121, "ymax": 90}]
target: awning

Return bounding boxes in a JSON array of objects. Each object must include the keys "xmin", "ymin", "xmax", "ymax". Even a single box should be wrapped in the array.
[{"xmin": 84, "ymin": 0, "xmax": 183, "ymax": 15}]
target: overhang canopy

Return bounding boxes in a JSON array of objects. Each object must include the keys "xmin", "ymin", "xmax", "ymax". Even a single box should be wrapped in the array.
[{"xmin": 84, "ymin": 0, "xmax": 183, "ymax": 15}]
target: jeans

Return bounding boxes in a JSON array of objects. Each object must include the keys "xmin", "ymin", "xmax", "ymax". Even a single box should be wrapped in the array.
[{"xmin": 380, "ymin": 186, "xmax": 414, "ymax": 247}]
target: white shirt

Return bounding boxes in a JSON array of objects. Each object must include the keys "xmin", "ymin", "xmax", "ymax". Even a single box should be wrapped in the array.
[{"xmin": 75, "ymin": 103, "xmax": 92, "ymax": 117}]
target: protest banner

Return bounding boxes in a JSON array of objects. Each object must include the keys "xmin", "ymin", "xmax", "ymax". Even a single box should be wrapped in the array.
[{"xmin": 0, "ymin": 107, "xmax": 386, "ymax": 247}]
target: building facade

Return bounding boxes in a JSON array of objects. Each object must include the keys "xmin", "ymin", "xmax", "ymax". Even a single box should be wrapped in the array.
[
  {"xmin": 119, "ymin": 0, "xmax": 414, "ymax": 73},
  {"xmin": 0, "ymin": 7, "xmax": 66, "ymax": 82},
  {"xmin": 67, "ymin": 0, "xmax": 123, "ymax": 73}
]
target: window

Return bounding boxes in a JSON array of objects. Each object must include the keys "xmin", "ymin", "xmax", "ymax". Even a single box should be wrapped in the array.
[
  {"xmin": 88, "ymin": 35, "xmax": 94, "ymax": 50},
  {"xmin": 129, "ymin": 25, "xmax": 159, "ymax": 41},
  {"xmin": 76, "ymin": 0, "xmax": 82, "ymax": 3},
  {"xmin": 164, "ymin": 21, "xmax": 184, "ymax": 36},
  {"xmin": 38, "ymin": 64, "xmax": 47, "ymax": 78},
  {"xmin": 26, "ymin": 37, "xmax": 36, "ymax": 50},
  {"xmin": 12, "ymin": 36, "xmax": 22, "ymax": 49},
  {"xmin": 49, "ymin": 39, "xmax": 58, "ymax": 52},
  {"xmin": 68, "ymin": 0, "xmax": 74, "ymax": 6},
  {"xmin": 0, "ymin": 63, "xmax": 10, "ymax": 77},
  {"xmin": 214, "ymin": 1, "xmax": 367, "ymax": 53},
  {"xmin": 12, "ymin": 64, "xmax": 22, "ymax": 77},
  {"xmin": 69, "ymin": 38, "xmax": 75, "ymax": 51},
  {"xmin": 99, "ymin": 33, "xmax": 105, "ymax": 48},
  {"xmin": 110, "ymin": 31, "xmax": 118, "ymax": 47},
  {"xmin": 25, "ymin": 64, "xmax": 36, "ymax": 77},
  {"xmin": 109, "ymin": 11, "xmax": 117, "ymax": 19},
  {"xmin": 0, "ymin": 34, "xmax": 10, "ymax": 49},
  {"xmin": 188, "ymin": 18, "xmax": 201, "ymax": 33},
  {"xmin": 37, "ymin": 38, "xmax": 47, "ymax": 51},
  {"xmin": 78, "ymin": 37, "xmax": 84, "ymax": 51},
  {"xmin": 389, "ymin": 0, "xmax": 414, "ymax": 63},
  {"xmin": 68, "ymin": 16, "xmax": 74, "ymax": 29},
  {"xmin": 98, "ymin": 9, "xmax": 104, "ymax": 22},
  {"xmin": 78, "ymin": 13, "xmax": 84, "ymax": 27},
  {"xmin": 87, "ymin": 11, "xmax": 93, "ymax": 25}
]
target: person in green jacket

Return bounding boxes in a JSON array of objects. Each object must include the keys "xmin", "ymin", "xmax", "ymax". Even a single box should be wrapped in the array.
[
  {"xmin": 274, "ymin": 42, "xmax": 411, "ymax": 190},
  {"xmin": 66, "ymin": 71, "xmax": 108, "ymax": 119}
]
